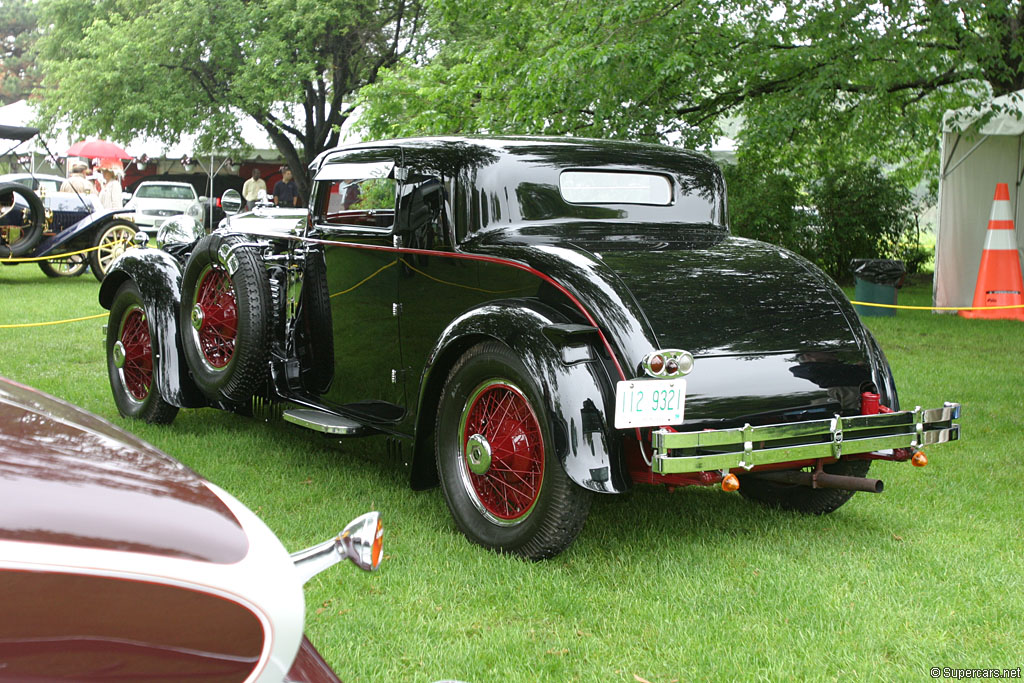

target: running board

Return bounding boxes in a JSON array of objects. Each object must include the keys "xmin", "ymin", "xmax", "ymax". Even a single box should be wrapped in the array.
[{"xmin": 283, "ymin": 408, "xmax": 371, "ymax": 436}]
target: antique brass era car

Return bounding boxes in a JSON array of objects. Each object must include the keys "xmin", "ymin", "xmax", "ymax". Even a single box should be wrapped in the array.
[
  {"xmin": 0, "ymin": 125, "xmax": 137, "ymax": 279},
  {"xmin": 100, "ymin": 137, "xmax": 960, "ymax": 560}
]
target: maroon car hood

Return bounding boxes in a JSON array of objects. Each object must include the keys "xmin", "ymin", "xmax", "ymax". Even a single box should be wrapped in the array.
[{"xmin": 0, "ymin": 378, "xmax": 248, "ymax": 563}]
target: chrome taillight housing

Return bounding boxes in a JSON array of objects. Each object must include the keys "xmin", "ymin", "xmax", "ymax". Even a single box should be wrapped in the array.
[{"xmin": 640, "ymin": 349, "xmax": 694, "ymax": 379}]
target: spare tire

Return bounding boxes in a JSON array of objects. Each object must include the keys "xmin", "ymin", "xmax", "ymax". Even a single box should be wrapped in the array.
[
  {"xmin": 179, "ymin": 233, "xmax": 271, "ymax": 406},
  {"xmin": 0, "ymin": 182, "xmax": 45, "ymax": 258}
]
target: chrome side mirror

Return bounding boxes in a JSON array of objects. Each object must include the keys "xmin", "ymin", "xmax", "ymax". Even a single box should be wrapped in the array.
[
  {"xmin": 290, "ymin": 511, "xmax": 383, "ymax": 584},
  {"xmin": 221, "ymin": 188, "xmax": 243, "ymax": 215}
]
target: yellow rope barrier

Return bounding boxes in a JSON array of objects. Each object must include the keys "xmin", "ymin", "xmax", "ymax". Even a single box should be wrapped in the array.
[
  {"xmin": 850, "ymin": 300, "xmax": 1024, "ymax": 311},
  {"xmin": 0, "ymin": 313, "xmax": 107, "ymax": 329},
  {"xmin": 1, "ymin": 239, "xmax": 131, "ymax": 263}
]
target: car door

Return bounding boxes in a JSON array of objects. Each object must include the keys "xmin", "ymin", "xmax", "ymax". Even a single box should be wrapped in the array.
[{"xmin": 307, "ymin": 148, "xmax": 406, "ymax": 425}]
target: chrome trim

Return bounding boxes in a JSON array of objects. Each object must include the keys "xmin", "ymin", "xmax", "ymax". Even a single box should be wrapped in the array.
[
  {"xmin": 466, "ymin": 433, "xmax": 492, "ymax": 475},
  {"xmin": 650, "ymin": 403, "xmax": 960, "ymax": 474}
]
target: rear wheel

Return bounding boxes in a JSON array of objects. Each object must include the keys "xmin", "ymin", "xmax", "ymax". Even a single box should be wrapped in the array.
[
  {"xmin": 0, "ymin": 182, "xmax": 45, "ymax": 257},
  {"xmin": 39, "ymin": 254, "xmax": 88, "ymax": 278},
  {"xmin": 89, "ymin": 219, "xmax": 137, "ymax": 281},
  {"xmin": 436, "ymin": 341, "xmax": 591, "ymax": 560},
  {"xmin": 738, "ymin": 458, "xmax": 871, "ymax": 514},
  {"xmin": 106, "ymin": 280, "xmax": 178, "ymax": 423}
]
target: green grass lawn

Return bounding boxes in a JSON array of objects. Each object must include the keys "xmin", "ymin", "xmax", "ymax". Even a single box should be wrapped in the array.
[{"xmin": 1, "ymin": 264, "xmax": 1021, "ymax": 681}]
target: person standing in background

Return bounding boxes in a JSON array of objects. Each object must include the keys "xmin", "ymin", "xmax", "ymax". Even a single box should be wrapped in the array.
[
  {"xmin": 272, "ymin": 167, "xmax": 299, "ymax": 207},
  {"xmin": 97, "ymin": 168, "xmax": 122, "ymax": 210},
  {"xmin": 60, "ymin": 163, "xmax": 94, "ymax": 195},
  {"xmin": 242, "ymin": 168, "xmax": 266, "ymax": 210}
]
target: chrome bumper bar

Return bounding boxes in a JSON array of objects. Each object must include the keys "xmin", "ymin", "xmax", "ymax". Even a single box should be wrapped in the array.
[{"xmin": 651, "ymin": 403, "xmax": 961, "ymax": 475}]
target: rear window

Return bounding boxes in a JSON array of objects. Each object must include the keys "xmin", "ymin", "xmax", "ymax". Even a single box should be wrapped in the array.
[
  {"xmin": 137, "ymin": 185, "xmax": 195, "ymax": 200},
  {"xmin": 559, "ymin": 171, "xmax": 672, "ymax": 205}
]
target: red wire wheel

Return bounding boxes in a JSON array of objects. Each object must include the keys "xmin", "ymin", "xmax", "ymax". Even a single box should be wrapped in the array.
[
  {"xmin": 191, "ymin": 265, "xmax": 238, "ymax": 370},
  {"xmin": 459, "ymin": 381, "xmax": 544, "ymax": 524},
  {"xmin": 117, "ymin": 306, "xmax": 153, "ymax": 401},
  {"xmin": 106, "ymin": 280, "xmax": 178, "ymax": 424}
]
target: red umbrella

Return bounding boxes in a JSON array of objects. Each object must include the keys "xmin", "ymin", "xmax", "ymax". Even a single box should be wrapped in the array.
[{"xmin": 66, "ymin": 139, "xmax": 131, "ymax": 160}]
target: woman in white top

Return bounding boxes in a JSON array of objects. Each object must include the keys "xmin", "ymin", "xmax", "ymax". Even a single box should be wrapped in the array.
[{"xmin": 98, "ymin": 168, "xmax": 123, "ymax": 210}]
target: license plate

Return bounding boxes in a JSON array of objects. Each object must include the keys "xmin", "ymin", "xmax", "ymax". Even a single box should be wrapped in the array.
[{"xmin": 614, "ymin": 379, "xmax": 686, "ymax": 429}]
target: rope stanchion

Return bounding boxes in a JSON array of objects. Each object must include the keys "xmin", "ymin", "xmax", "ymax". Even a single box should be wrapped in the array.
[
  {"xmin": 0, "ymin": 313, "xmax": 107, "ymax": 329},
  {"xmin": 850, "ymin": 300, "xmax": 1024, "ymax": 311}
]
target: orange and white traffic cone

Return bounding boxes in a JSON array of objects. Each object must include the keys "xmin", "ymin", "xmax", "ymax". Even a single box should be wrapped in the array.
[{"xmin": 959, "ymin": 182, "xmax": 1024, "ymax": 320}]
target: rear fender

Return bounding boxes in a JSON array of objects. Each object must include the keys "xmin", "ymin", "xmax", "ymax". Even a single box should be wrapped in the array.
[
  {"xmin": 412, "ymin": 299, "xmax": 628, "ymax": 494},
  {"xmin": 34, "ymin": 208, "xmax": 133, "ymax": 256},
  {"xmin": 99, "ymin": 249, "xmax": 206, "ymax": 409}
]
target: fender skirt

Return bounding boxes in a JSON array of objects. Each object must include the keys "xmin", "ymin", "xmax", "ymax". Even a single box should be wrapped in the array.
[
  {"xmin": 99, "ymin": 249, "xmax": 206, "ymax": 409},
  {"xmin": 416, "ymin": 299, "xmax": 628, "ymax": 494}
]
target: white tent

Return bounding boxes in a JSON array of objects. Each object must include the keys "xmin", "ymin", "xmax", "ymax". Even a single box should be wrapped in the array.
[
  {"xmin": 934, "ymin": 89, "xmax": 1024, "ymax": 311},
  {"xmin": 1, "ymin": 99, "xmax": 362, "ymax": 166}
]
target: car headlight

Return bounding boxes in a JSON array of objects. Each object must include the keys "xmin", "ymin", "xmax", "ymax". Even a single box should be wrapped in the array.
[
  {"xmin": 157, "ymin": 215, "xmax": 205, "ymax": 248},
  {"xmin": 185, "ymin": 201, "xmax": 205, "ymax": 221}
]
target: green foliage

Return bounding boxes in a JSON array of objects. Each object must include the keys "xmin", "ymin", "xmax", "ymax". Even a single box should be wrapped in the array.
[
  {"xmin": 33, "ymin": 0, "xmax": 425, "ymax": 194},
  {"xmin": 722, "ymin": 162, "xmax": 811, "ymax": 256},
  {"xmin": 809, "ymin": 162, "xmax": 915, "ymax": 281},
  {"xmin": 0, "ymin": 0, "xmax": 42, "ymax": 104},
  {"xmin": 725, "ymin": 157, "xmax": 916, "ymax": 282},
  {"xmin": 358, "ymin": 0, "xmax": 1022, "ymax": 192}
]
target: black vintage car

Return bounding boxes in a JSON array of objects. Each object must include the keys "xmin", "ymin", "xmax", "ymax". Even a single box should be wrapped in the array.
[{"xmin": 99, "ymin": 137, "xmax": 960, "ymax": 560}]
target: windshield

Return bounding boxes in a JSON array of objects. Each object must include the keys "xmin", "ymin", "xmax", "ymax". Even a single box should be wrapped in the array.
[{"xmin": 137, "ymin": 185, "xmax": 195, "ymax": 200}]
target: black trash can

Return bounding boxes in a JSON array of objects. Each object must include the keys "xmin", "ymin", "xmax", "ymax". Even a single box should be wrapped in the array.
[{"xmin": 850, "ymin": 259, "xmax": 906, "ymax": 317}]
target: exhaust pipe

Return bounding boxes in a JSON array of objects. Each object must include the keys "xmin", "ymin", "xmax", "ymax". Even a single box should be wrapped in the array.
[{"xmin": 748, "ymin": 470, "xmax": 884, "ymax": 494}]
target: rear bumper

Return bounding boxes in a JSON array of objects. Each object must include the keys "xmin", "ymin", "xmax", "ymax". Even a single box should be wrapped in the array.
[{"xmin": 651, "ymin": 403, "xmax": 960, "ymax": 475}]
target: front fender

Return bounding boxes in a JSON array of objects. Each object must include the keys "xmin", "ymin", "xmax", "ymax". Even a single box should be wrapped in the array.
[
  {"xmin": 99, "ymin": 248, "xmax": 206, "ymax": 409},
  {"xmin": 34, "ymin": 208, "xmax": 133, "ymax": 256},
  {"xmin": 415, "ymin": 299, "xmax": 628, "ymax": 494}
]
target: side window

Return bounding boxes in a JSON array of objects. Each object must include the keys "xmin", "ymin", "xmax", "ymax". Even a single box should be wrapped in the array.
[
  {"xmin": 321, "ymin": 177, "xmax": 397, "ymax": 229},
  {"xmin": 314, "ymin": 158, "xmax": 400, "ymax": 231}
]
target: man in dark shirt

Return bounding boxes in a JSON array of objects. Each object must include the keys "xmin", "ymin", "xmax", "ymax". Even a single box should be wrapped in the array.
[{"xmin": 273, "ymin": 167, "xmax": 300, "ymax": 207}]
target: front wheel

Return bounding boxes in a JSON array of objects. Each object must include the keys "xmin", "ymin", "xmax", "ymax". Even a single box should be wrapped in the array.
[
  {"xmin": 39, "ymin": 254, "xmax": 88, "ymax": 278},
  {"xmin": 106, "ymin": 280, "xmax": 178, "ymax": 423},
  {"xmin": 90, "ymin": 219, "xmax": 137, "ymax": 281},
  {"xmin": 435, "ymin": 341, "xmax": 592, "ymax": 560}
]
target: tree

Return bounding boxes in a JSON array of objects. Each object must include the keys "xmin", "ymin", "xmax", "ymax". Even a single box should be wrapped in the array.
[
  {"xmin": 0, "ymin": 0, "xmax": 42, "ymax": 104},
  {"xmin": 357, "ymin": 0, "xmax": 1023, "ymax": 189},
  {"xmin": 34, "ymin": 0, "xmax": 424, "ymax": 196}
]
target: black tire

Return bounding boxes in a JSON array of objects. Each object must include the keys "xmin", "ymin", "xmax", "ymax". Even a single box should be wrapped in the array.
[
  {"xmin": 297, "ymin": 248, "xmax": 334, "ymax": 394},
  {"xmin": 106, "ymin": 280, "xmax": 179, "ymax": 424},
  {"xmin": 0, "ymin": 182, "xmax": 45, "ymax": 257},
  {"xmin": 89, "ymin": 219, "xmax": 137, "ymax": 281},
  {"xmin": 39, "ymin": 253, "xmax": 89, "ymax": 278},
  {"xmin": 436, "ymin": 341, "xmax": 592, "ymax": 560},
  {"xmin": 738, "ymin": 458, "xmax": 871, "ymax": 514},
  {"xmin": 180, "ymin": 233, "xmax": 271, "ymax": 406}
]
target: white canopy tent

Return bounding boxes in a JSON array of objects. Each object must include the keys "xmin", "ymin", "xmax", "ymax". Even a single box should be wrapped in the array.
[
  {"xmin": 934, "ymin": 89, "xmax": 1024, "ymax": 311},
  {"xmin": 0, "ymin": 99, "xmax": 362, "ymax": 168}
]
